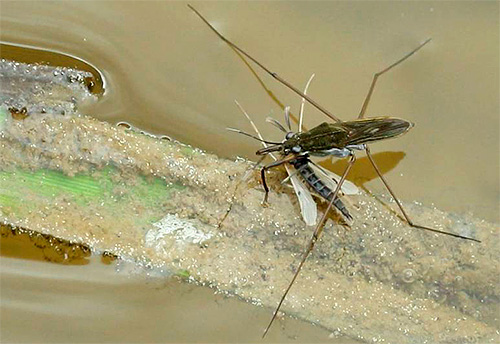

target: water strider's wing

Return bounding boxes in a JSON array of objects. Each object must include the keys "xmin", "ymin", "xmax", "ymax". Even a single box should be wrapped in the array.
[{"xmin": 342, "ymin": 117, "xmax": 414, "ymax": 146}]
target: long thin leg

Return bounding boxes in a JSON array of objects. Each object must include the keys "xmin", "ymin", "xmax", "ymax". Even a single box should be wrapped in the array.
[
  {"xmin": 358, "ymin": 39, "xmax": 432, "ymax": 119},
  {"xmin": 261, "ymin": 155, "xmax": 298, "ymax": 203},
  {"xmin": 364, "ymin": 146, "xmax": 480, "ymax": 242},
  {"xmin": 188, "ymin": 4, "xmax": 342, "ymax": 123},
  {"xmin": 262, "ymin": 154, "xmax": 356, "ymax": 338}
]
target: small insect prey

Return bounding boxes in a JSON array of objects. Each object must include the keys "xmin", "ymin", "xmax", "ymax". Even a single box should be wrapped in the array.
[{"xmin": 188, "ymin": 4, "xmax": 480, "ymax": 338}]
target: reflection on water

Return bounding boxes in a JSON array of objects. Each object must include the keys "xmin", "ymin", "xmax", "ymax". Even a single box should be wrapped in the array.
[
  {"xmin": 325, "ymin": 151, "xmax": 407, "ymax": 186},
  {"xmin": 0, "ymin": 43, "xmax": 104, "ymax": 96},
  {"xmin": 0, "ymin": 224, "xmax": 91, "ymax": 265},
  {"xmin": 0, "ymin": 224, "xmax": 119, "ymax": 265}
]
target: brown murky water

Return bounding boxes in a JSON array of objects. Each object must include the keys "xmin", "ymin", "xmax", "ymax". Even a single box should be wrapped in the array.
[
  {"xmin": 1, "ymin": 1, "xmax": 498, "ymax": 343},
  {"xmin": 1, "ymin": 226, "xmax": 344, "ymax": 343}
]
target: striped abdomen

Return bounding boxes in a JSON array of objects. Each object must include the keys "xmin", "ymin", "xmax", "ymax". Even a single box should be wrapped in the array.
[{"xmin": 290, "ymin": 157, "xmax": 352, "ymax": 220}]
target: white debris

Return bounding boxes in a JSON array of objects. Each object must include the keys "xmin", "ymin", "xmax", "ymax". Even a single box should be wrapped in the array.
[{"xmin": 145, "ymin": 214, "xmax": 212, "ymax": 253}]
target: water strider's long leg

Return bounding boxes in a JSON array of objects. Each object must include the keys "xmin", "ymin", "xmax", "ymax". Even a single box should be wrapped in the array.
[
  {"xmin": 364, "ymin": 146, "xmax": 480, "ymax": 242},
  {"xmin": 358, "ymin": 39, "xmax": 431, "ymax": 119},
  {"xmin": 263, "ymin": 153, "xmax": 356, "ymax": 338},
  {"xmin": 188, "ymin": 4, "xmax": 342, "ymax": 123}
]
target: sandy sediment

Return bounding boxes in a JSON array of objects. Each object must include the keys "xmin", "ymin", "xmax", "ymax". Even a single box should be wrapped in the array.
[{"xmin": 0, "ymin": 110, "xmax": 498, "ymax": 343}]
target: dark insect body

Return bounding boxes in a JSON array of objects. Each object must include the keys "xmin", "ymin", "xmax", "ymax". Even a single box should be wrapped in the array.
[
  {"xmin": 256, "ymin": 117, "xmax": 414, "ymax": 208},
  {"xmin": 188, "ymin": 4, "xmax": 480, "ymax": 338},
  {"xmin": 258, "ymin": 117, "xmax": 413, "ymax": 157},
  {"xmin": 289, "ymin": 155, "xmax": 352, "ymax": 220},
  {"xmin": 232, "ymin": 101, "xmax": 357, "ymax": 227}
]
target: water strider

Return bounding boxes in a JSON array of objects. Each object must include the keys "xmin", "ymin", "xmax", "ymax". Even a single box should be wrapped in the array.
[
  {"xmin": 188, "ymin": 4, "xmax": 481, "ymax": 338},
  {"xmin": 231, "ymin": 101, "xmax": 358, "ymax": 226}
]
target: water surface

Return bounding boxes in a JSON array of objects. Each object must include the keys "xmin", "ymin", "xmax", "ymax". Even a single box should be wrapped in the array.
[{"xmin": 0, "ymin": 1, "xmax": 498, "ymax": 342}]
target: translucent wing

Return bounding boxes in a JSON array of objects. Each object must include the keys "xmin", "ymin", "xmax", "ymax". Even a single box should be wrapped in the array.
[
  {"xmin": 285, "ymin": 164, "xmax": 317, "ymax": 226},
  {"xmin": 342, "ymin": 117, "xmax": 414, "ymax": 146},
  {"xmin": 308, "ymin": 161, "xmax": 359, "ymax": 195}
]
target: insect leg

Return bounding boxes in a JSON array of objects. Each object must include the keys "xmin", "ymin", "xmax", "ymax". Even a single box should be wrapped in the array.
[
  {"xmin": 188, "ymin": 4, "xmax": 342, "ymax": 123},
  {"xmin": 261, "ymin": 155, "xmax": 298, "ymax": 204},
  {"xmin": 217, "ymin": 155, "xmax": 268, "ymax": 230},
  {"xmin": 280, "ymin": 166, "xmax": 300, "ymax": 185},
  {"xmin": 358, "ymin": 39, "xmax": 432, "ymax": 119},
  {"xmin": 263, "ymin": 153, "xmax": 356, "ymax": 338},
  {"xmin": 364, "ymin": 146, "xmax": 480, "ymax": 242}
]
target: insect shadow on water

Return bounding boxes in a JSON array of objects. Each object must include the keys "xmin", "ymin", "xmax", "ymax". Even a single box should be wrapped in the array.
[{"xmin": 188, "ymin": 4, "xmax": 481, "ymax": 338}]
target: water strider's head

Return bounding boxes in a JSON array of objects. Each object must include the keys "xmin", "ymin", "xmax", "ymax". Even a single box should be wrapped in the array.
[
  {"xmin": 281, "ymin": 132, "xmax": 303, "ymax": 155},
  {"xmin": 254, "ymin": 130, "xmax": 304, "ymax": 157}
]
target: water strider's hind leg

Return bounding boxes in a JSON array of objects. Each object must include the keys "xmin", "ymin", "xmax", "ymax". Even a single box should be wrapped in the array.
[
  {"xmin": 357, "ymin": 41, "xmax": 479, "ymax": 242},
  {"xmin": 358, "ymin": 39, "xmax": 431, "ymax": 119},
  {"xmin": 364, "ymin": 146, "xmax": 479, "ymax": 242},
  {"xmin": 262, "ymin": 153, "xmax": 356, "ymax": 338}
]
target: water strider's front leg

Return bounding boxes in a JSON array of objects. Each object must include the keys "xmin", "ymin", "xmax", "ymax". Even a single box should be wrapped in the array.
[{"xmin": 260, "ymin": 155, "xmax": 299, "ymax": 205}]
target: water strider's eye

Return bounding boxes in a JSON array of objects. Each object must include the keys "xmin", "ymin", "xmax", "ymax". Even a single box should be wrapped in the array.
[
  {"xmin": 285, "ymin": 132, "xmax": 294, "ymax": 140},
  {"xmin": 291, "ymin": 146, "xmax": 301, "ymax": 153}
]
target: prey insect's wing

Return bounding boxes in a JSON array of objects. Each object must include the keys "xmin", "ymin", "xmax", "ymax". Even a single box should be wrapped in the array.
[
  {"xmin": 284, "ymin": 106, "xmax": 292, "ymax": 131},
  {"xmin": 282, "ymin": 74, "xmax": 321, "ymax": 226},
  {"xmin": 285, "ymin": 165, "xmax": 317, "ymax": 226},
  {"xmin": 298, "ymin": 74, "xmax": 315, "ymax": 133},
  {"xmin": 308, "ymin": 160, "xmax": 359, "ymax": 196},
  {"xmin": 265, "ymin": 117, "xmax": 287, "ymax": 133},
  {"xmin": 235, "ymin": 101, "xmax": 318, "ymax": 226}
]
